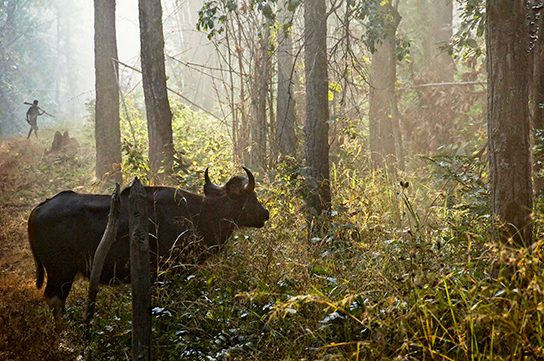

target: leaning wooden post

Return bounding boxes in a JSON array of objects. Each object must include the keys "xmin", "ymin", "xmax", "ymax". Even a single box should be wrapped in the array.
[
  {"xmin": 84, "ymin": 183, "xmax": 121, "ymax": 325},
  {"xmin": 129, "ymin": 177, "xmax": 151, "ymax": 361}
]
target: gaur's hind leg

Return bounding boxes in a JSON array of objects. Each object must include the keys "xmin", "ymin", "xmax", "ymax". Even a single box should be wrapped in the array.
[
  {"xmin": 47, "ymin": 296, "xmax": 66, "ymax": 318},
  {"xmin": 43, "ymin": 271, "xmax": 76, "ymax": 317}
]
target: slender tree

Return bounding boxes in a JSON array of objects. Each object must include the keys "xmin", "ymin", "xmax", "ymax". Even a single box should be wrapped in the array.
[
  {"xmin": 429, "ymin": 0, "xmax": 455, "ymax": 81},
  {"xmin": 277, "ymin": 0, "xmax": 296, "ymax": 158},
  {"xmin": 139, "ymin": 0, "xmax": 173, "ymax": 179},
  {"xmin": 368, "ymin": 1, "xmax": 403, "ymax": 173},
  {"xmin": 250, "ymin": 24, "xmax": 270, "ymax": 172},
  {"xmin": 304, "ymin": 0, "xmax": 331, "ymax": 217},
  {"xmin": 94, "ymin": 0, "xmax": 121, "ymax": 181},
  {"xmin": 487, "ymin": 0, "xmax": 532, "ymax": 246},
  {"xmin": 425, "ymin": 0, "xmax": 456, "ymax": 150}
]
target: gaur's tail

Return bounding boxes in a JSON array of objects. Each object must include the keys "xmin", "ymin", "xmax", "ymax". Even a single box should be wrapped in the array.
[
  {"xmin": 28, "ymin": 207, "xmax": 45, "ymax": 289},
  {"xmin": 34, "ymin": 254, "xmax": 45, "ymax": 289}
]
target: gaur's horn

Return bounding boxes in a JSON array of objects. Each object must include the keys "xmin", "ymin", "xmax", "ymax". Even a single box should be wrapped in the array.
[
  {"xmin": 205, "ymin": 168, "xmax": 223, "ymax": 192},
  {"xmin": 243, "ymin": 167, "xmax": 255, "ymax": 193}
]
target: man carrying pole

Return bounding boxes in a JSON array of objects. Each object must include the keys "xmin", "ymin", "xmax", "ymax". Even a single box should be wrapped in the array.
[{"xmin": 26, "ymin": 100, "xmax": 44, "ymax": 139}]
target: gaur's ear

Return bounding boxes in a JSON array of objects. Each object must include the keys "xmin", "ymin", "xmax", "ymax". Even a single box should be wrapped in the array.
[
  {"xmin": 204, "ymin": 183, "xmax": 225, "ymax": 197},
  {"xmin": 226, "ymin": 182, "xmax": 242, "ymax": 199}
]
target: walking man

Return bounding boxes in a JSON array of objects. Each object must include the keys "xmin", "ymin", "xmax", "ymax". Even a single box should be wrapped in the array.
[{"xmin": 26, "ymin": 100, "xmax": 43, "ymax": 139}]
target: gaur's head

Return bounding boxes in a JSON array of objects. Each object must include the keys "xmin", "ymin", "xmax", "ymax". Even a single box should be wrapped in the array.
[{"xmin": 204, "ymin": 167, "xmax": 269, "ymax": 228}]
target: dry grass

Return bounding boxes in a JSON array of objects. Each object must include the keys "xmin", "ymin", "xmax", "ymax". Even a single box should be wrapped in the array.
[
  {"xmin": 0, "ymin": 132, "xmax": 95, "ymax": 360},
  {"xmin": 1, "ymin": 126, "xmax": 542, "ymax": 360}
]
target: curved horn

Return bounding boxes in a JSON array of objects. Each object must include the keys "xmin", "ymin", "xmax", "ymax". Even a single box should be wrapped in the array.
[
  {"xmin": 204, "ymin": 168, "xmax": 224, "ymax": 196},
  {"xmin": 243, "ymin": 166, "xmax": 255, "ymax": 193},
  {"xmin": 205, "ymin": 168, "xmax": 213, "ymax": 186}
]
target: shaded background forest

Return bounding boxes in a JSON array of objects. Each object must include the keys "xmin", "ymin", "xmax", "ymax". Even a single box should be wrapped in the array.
[
  {"xmin": 1, "ymin": 0, "xmax": 544, "ymax": 360},
  {"xmin": 0, "ymin": 0, "xmax": 487, "ymax": 164}
]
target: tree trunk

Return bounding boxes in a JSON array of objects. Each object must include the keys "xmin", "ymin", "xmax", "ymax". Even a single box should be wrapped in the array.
[
  {"xmin": 429, "ymin": 0, "xmax": 455, "ymax": 82},
  {"xmin": 85, "ymin": 183, "xmax": 121, "ymax": 324},
  {"xmin": 139, "ymin": 0, "xmax": 173, "ymax": 180},
  {"xmin": 250, "ymin": 24, "xmax": 270, "ymax": 172},
  {"xmin": 426, "ymin": 0, "xmax": 456, "ymax": 150},
  {"xmin": 487, "ymin": 0, "xmax": 532, "ymax": 246},
  {"xmin": 277, "ymin": 0, "xmax": 296, "ymax": 158},
  {"xmin": 94, "ymin": 0, "xmax": 121, "ymax": 182},
  {"xmin": 304, "ymin": 0, "xmax": 331, "ymax": 217},
  {"xmin": 531, "ymin": 3, "xmax": 544, "ymax": 195},
  {"xmin": 129, "ymin": 178, "xmax": 151, "ymax": 361},
  {"xmin": 230, "ymin": 13, "xmax": 251, "ymax": 166},
  {"xmin": 368, "ymin": 3, "xmax": 402, "ymax": 174}
]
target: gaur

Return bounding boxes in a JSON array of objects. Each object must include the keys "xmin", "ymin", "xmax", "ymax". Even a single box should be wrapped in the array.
[{"xmin": 28, "ymin": 167, "xmax": 269, "ymax": 315}]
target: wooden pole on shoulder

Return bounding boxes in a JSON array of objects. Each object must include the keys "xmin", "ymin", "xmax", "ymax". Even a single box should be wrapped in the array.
[{"xmin": 23, "ymin": 102, "xmax": 56, "ymax": 117}]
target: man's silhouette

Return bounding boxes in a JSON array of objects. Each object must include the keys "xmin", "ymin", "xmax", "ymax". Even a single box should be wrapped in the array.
[{"xmin": 26, "ymin": 100, "xmax": 43, "ymax": 139}]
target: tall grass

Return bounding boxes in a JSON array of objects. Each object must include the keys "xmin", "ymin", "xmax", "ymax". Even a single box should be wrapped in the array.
[
  {"xmin": 74, "ymin": 147, "xmax": 544, "ymax": 360},
  {"xmin": 1, "ymin": 109, "xmax": 543, "ymax": 360}
]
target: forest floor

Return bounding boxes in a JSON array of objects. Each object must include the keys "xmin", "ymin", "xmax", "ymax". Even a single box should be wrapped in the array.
[
  {"xmin": 0, "ymin": 130, "xmax": 96, "ymax": 361},
  {"xmin": 1, "ymin": 126, "xmax": 543, "ymax": 360}
]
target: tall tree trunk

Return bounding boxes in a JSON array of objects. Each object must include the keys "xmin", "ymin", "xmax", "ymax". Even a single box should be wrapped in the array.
[
  {"xmin": 139, "ymin": 0, "xmax": 173, "ymax": 180},
  {"xmin": 94, "ymin": 0, "xmax": 121, "ymax": 182},
  {"xmin": 304, "ymin": 0, "xmax": 331, "ymax": 217},
  {"xmin": 430, "ymin": 0, "xmax": 454, "ymax": 82},
  {"xmin": 368, "ymin": 3, "xmax": 402, "ymax": 174},
  {"xmin": 531, "ymin": 3, "xmax": 544, "ymax": 195},
  {"xmin": 55, "ymin": 0, "xmax": 77, "ymax": 121},
  {"xmin": 250, "ymin": 24, "xmax": 270, "ymax": 172},
  {"xmin": 277, "ymin": 1, "xmax": 296, "ymax": 158},
  {"xmin": 426, "ymin": 0, "xmax": 455, "ymax": 150},
  {"xmin": 487, "ymin": 0, "xmax": 532, "ymax": 246},
  {"xmin": 232, "ymin": 13, "xmax": 250, "ymax": 166}
]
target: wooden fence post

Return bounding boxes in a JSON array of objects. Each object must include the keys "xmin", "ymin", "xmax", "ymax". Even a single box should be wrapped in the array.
[
  {"xmin": 84, "ymin": 183, "xmax": 121, "ymax": 324},
  {"xmin": 129, "ymin": 177, "xmax": 151, "ymax": 361}
]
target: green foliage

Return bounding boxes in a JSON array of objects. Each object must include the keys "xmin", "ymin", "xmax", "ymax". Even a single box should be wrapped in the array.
[
  {"xmin": 169, "ymin": 102, "xmax": 232, "ymax": 190},
  {"xmin": 121, "ymin": 136, "xmax": 150, "ymax": 182},
  {"xmin": 450, "ymin": 0, "xmax": 486, "ymax": 59},
  {"xmin": 115, "ymin": 98, "xmax": 233, "ymax": 187},
  {"xmin": 396, "ymin": 35, "xmax": 411, "ymax": 61},
  {"xmin": 196, "ymin": 0, "xmax": 233, "ymax": 39},
  {"xmin": 423, "ymin": 154, "xmax": 489, "ymax": 215},
  {"xmin": 249, "ymin": 0, "xmax": 278, "ymax": 22},
  {"xmin": 67, "ymin": 285, "xmax": 133, "ymax": 360},
  {"xmin": 197, "ymin": 0, "xmax": 278, "ymax": 40},
  {"xmin": 534, "ymin": 128, "xmax": 544, "ymax": 172},
  {"xmin": 351, "ymin": 0, "xmax": 409, "ymax": 60},
  {"xmin": 351, "ymin": 0, "xmax": 382, "ymax": 53},
  {"xmin": 286, "ymin": 0, "xmax": 301, "ymax": 12},
  {"xmin": 115, "ymin": 95, "xmax": 152, "ymax": 183}
]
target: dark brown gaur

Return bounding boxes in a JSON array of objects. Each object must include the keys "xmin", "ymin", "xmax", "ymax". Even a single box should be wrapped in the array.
[{"xmin": 28, "ymin": 167, "xmax": 269, "ymax": 316}]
